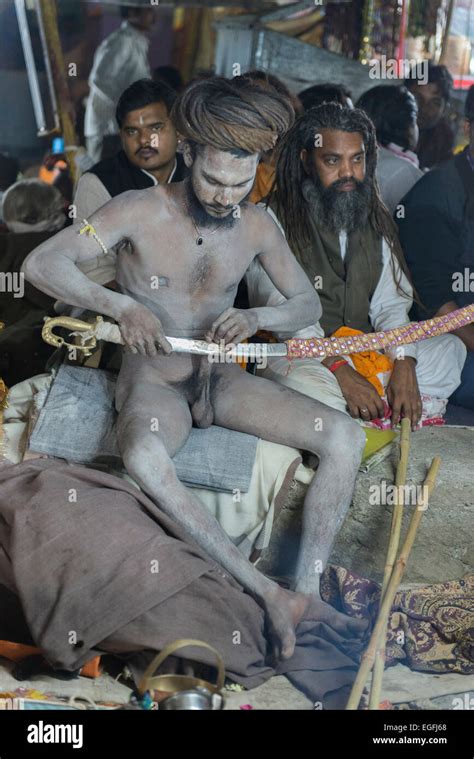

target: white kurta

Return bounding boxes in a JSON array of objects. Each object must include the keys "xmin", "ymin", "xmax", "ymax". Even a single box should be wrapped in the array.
[
  {"xmin": 376, "ymin": 144, "xmax": 424, "ymax": 216},
  {"xmin": 245, "ymin": 209, "xmax": 465, "ymax": 404},
  {"xmin": 84, "ymin": 21, "xmax": 151, "ymax": 162}
]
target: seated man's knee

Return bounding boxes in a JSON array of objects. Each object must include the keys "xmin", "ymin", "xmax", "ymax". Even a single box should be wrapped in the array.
[
  {"xmin": 447, "ymin": 334, "xmax": 467, "ymax": 369},
  {"xmin": 322, "ymin": 411, "xmax": 365, "ymax": 458},
  {"xmin": 340, "ymin": 415, "xmax": 365, "ymax": 453},
  {"xmin": 123, "ymin": 438, "xmax": 177, "ymax": 487},
  {"xmin": 118, "ymin": 419, "xmax": 177, "ymax": 486}
]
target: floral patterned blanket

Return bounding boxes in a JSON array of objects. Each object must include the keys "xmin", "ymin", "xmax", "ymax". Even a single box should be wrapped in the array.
[{"xmin": 322, "ymin": 566, "xmax": 474, "ymax": 674}]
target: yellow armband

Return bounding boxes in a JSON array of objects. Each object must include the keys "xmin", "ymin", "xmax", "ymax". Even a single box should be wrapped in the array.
[{"xmin": 77, "ymin": 218, "xmax": 108, "ymax": 255}]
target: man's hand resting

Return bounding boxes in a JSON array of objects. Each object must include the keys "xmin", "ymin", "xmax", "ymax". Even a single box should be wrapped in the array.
[
  {"xmin": 386, "ymin": 357, "xmax": 422, "ymax": 429},
  {"xmin": 118, "ymin": 302, "xmax": 172, "ymax": 357},
  {"xmin": 205, "ymin": 307, "xmax": 259, "ymax": 346},
  {"xmin": 332, "ymin": 363, "xmax": 385, "ymax": 421}
]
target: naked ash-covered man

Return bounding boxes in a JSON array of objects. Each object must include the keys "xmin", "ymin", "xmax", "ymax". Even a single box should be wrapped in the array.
[{"xmin": 23, "ymin": 78, "xmax": 366, "ymax": 660}]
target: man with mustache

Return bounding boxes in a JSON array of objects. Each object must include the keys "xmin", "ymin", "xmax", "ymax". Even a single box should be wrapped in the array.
[
  {"xmin": 84, "ymin": 4, "xmax": 157, "ymax": 163},
  {"xmin": 23, "ymin": 79, "xmax": 367, "ymax": 661},
  {"xmin": 245, "ymin": 103, "xmax": 464, "ymax": 428},
  {"xmin": 81, "ymin": 79, "xmax": 184, "ymax": 204},
  {"xmin": 74, "ymin": 78, "xmax": 186, "ymax": 287}
]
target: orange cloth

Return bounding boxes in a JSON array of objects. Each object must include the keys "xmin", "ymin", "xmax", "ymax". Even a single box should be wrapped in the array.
[
  {"xmin": 249, "ymin": 162, "xmax": 275, "ymax": 204},
  {"xmin": 0, "ymin": 641, "xmax": 101, "ymax": 678},
  {"xmin": 332, "ymin": 326, "xmax": 393, "ymax": 396},
  {"xmin": 39, "ymin": 160, "xmax": 67, "ymax": 185}
]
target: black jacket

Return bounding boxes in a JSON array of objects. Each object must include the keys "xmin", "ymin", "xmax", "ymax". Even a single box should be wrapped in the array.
[
  {"xmin": 86, "ymin": 149, "xmax": 187, "ymax": 197},
  {"xmin": 397, "ymin": 147, "xmax": 474, "ymax": 319}
]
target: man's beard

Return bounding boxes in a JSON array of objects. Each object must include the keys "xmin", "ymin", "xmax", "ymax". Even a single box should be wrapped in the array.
[
  {"xmin": 184, "ymin": 179, "xmax": 240, "ymax": 230},
  {"xmin": 303, "ymin": 172, "xmax": 372, "ymax": 234}
]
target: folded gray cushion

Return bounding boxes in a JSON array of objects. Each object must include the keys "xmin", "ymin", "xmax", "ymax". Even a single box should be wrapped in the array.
[{"xmin": 29, "ymin": 365, "xmax": 258, "ymax": 493}]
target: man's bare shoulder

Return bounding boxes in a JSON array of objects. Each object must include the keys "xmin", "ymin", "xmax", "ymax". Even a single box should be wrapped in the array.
[
  {"xmin": 242, "ymin": 202, "xmax": 275, "ymax": 227},
  {"xmin": 241, "ymin": 201, "xmax": 286, "ymax": 245},
  {"xmin": 93, "ymin": 184, "xmax": 175, "ymax": 224},
  {"xmin": 138, "ymin": 182, "xmax": 182, "ymax": 221}
]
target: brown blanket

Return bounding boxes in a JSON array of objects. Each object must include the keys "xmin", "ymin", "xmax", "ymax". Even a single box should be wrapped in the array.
[{"xmin": 0, "ymin": 460, "xmax": 366, "ymax": 708}]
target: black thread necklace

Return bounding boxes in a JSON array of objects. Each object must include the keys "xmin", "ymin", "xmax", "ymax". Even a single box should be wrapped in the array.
[{"xmin": 189, "ymin": 211, "xmax": 220, "ymax": 246}]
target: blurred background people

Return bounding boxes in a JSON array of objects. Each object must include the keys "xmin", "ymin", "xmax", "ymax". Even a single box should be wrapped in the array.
[
  {"xmin": 2, "ymin": 179, "xmax": 66, "ymax": 234},
  {"xmin": 0, "ymin": 179, "xmax": 66, "ymax": 385},
  {"xmin": 0, "ymin": 153, "xmax": 19, "ymax": 225},
  {"xmin": 298, "ymin": 82, "xmax": 353, "ymax": 112},
  {"xmin": 357, "ymin": 84, "xmax": 423, "ymax": 215},
  {"xmin": 153, "ymin": 65, "xmax": 184, "ymax": 92},
  {"xmin": 397, "ymin": 86, "xmax": 474, "ymax": 409},
  {"xmin": 405, "ymin": 63, "xmax": 455, "ymax": 169},
  {"xmin": 84, "ymin": 4, "xmax": 157, "ymax": 163}
]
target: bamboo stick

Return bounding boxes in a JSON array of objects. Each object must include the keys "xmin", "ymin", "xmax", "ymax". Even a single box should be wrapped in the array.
[
  {"xmin": 369, "ymin": 418, "xmax": 411, "ymax": 709},
  {"xmin": 346, "ymin": 456, "xmax": 441, "ymax": 710}
]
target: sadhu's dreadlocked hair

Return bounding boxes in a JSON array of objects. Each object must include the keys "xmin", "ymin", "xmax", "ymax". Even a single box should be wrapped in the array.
[
  {"xmin": 273, "ymin": 102, "xmax": 415, "ymax": 301},
  {"xmin": 171, "ymin": 76, "xmax": 294, "ymax": 155}
]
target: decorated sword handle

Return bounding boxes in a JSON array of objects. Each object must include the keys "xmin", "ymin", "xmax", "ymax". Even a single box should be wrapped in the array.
[{"xmin": 41, "ymin": 315, "xmax": 117, "ymax": 357}]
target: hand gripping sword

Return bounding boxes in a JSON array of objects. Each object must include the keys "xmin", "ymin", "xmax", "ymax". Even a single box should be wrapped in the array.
[{"xmin": 41, "ymin": 305, "xmax": 474, "ymax": 360}]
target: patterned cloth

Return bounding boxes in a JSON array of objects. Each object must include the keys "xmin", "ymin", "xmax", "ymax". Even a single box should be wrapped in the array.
[{"xmin": 322, "ymin": 566, "xmax": 474, "ymax": 675}]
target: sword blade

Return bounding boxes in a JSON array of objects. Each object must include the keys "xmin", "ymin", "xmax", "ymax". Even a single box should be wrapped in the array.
[{"xmin": 167, "ymin": 337, "xmax": 289, "ymax": 358}]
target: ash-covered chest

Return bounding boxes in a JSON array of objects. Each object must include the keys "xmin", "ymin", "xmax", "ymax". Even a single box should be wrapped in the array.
[
  {"xmin": 117, "ymin": 227, "xmax": 253, "ymax": 298},
  {"xmin": 189, "ymin": 250, "xmax": 213, "ymax": 289},
  {"xmin": 185, "ymin": 242, "xmax": 248, "ymax": 295}
]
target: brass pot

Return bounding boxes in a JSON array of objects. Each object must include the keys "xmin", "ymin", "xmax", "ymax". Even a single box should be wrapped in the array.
[{"xmin": 137, "ymin": 638, "xmax": 225, "ymax": 708}]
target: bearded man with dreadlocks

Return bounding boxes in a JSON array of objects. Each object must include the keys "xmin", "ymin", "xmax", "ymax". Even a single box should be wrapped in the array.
[
  {"xmin": 23, "ymin": 79, "xmax": 368, "ymax": 661},
  {"xmin": 246, "ymin": 103, "xmax": 465, "ymax": 427}
]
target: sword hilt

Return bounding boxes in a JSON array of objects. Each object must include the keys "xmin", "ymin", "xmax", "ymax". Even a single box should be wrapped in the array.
[{"xmin": 42, "ymin": 315, "xmax": 105, "ymax": 357}]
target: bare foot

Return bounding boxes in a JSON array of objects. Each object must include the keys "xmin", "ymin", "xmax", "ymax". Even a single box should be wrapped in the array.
[
  {"xmin": 262, "ymin": 588, "xmax": 369, "ymax": 662},
  {"xmin": 305, "ymin": 597, "xmax": 369, "ymax": 638},
  {"xmin": 262, "ymin": 586, "xmax": 311, "ymax": 661}
]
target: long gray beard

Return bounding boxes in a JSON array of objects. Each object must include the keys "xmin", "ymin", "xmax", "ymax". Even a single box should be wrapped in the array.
[{"xmin": 302, "ymin": 175, "xmax": 372, "ymax": 234}]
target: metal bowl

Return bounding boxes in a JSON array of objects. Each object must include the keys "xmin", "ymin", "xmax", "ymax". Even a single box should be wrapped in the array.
[{"xmin": 159, "ymin": 687, "xmax": 223, "ymax": 710}]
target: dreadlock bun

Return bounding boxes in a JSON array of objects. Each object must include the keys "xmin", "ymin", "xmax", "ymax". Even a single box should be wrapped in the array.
[{"xmin": 171, "ymin": 76, "xmax": 294, "ymax": 155}]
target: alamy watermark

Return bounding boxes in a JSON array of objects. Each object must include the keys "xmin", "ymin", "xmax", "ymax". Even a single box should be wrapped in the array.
[
  {"xmin": 0, "ymin": 271, "xmax": 24, "ymax": 298},
  {"xmin": 369, "ymin": 481, "xmax": 429, "ymax": 508},
  {"xmin": 369, "ymin": 56, "xmax": 428, "ymax": 85},
  {"xmin": 27, "ymin": 720, "xmax": 83, "ymax": 749},
  {"xmin": 207, "ymin": 341, "xmax": 268, "ymax": 370},
  {"xmin": 452, "ymin": 268, "xmax": 474, "ymax": 293},
  {"xmin": 0, "ymin": 697, "xmax": 23, "ymax": 709}
]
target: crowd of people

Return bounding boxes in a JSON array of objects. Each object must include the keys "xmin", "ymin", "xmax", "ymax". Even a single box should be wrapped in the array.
[
  {"xmin": 18, "ymin": 67, "xmax": 473, "ymax": 664},
  {"xmin": 0, "ymin": 3, "xmax": 473, "ymax": 422},
  {"xmin": 0, "ymin": 10, "xmax": 473, "ymax": 693}
]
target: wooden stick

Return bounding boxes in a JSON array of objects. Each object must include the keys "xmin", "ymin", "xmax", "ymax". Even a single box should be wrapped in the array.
[
  {"xmin": 346, "ymin": 456, "xmax": 441, "ymax": 710},
  {"xmin": 369, "ymin": 418, "xmax": 411, "ymax": 709}
]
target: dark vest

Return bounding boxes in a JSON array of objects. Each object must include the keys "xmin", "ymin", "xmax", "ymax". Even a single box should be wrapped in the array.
[
  {"xmin": 292, "ymin": 183, "xmax": 383, "ymax": 335},
  {"xmin": 86, "ymin": 150, "xmax": 187, "ymax": 197}
]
